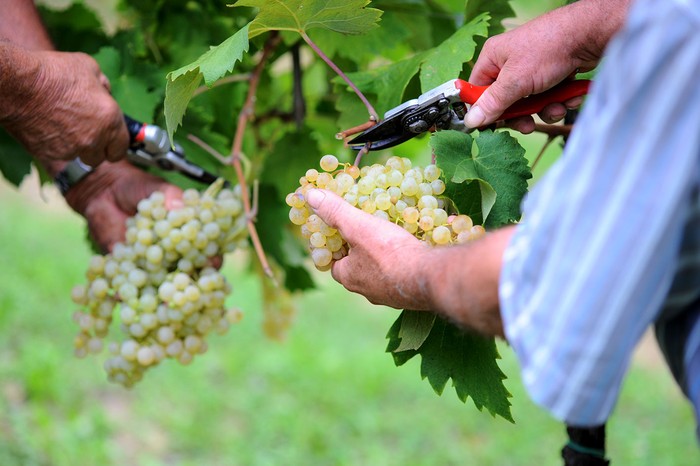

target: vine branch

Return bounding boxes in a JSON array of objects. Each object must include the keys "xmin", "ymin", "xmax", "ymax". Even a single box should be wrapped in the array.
[
  {"xmin": 229, "ymin": 31, "xmax": 282, "ymax": 280},
  {"xmin": 533, "ymin": 123, "xmax": 574, "ymax": 138},
  {"xmin": 300, "ymin": 31, "xmax": 378, "ymax": 121}
]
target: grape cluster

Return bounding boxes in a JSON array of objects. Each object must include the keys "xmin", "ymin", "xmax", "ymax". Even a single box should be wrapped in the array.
[
  {"xmin": 286, "ymin": 155, "xmax": 485, "ymax": 270},
  {"xmin": 70, "ymin": 180, "xmax": 248, "ymax": 388}
]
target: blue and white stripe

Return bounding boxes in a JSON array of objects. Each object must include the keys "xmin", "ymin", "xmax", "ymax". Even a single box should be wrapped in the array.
[{"xmin": 499, "ymin": 0, "xmax": 700, "ymax": 431}]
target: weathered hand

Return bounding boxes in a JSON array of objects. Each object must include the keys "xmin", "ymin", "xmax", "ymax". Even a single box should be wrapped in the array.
[
  {"xmin": 305, "ymin": 188, "xmax": 434, "ymax": 311},
  {"xmin": 2, "ymin": 47, "xmax": 128, "ymax": 166},
  {"xmin": 64, "ymin": 160, "xmax": 183, "ymax": 253},
  {"xmin": 465, "ymin": 0, "xmax": 628, "ymax": 133}
]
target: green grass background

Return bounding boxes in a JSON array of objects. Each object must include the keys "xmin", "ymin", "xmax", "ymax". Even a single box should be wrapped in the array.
[{"xmin": 0, "ymin": 152, "xmax": 697, "ymax": 466}]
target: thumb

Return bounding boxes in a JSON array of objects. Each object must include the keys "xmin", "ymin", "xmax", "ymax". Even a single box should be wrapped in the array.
[
  {"xmin": 305, "ymin": 188, "xmax": 373, "ymax": 245},
  {"xmin": 464, "ymin": 78, "xmax": 523, "ymax": 129}
]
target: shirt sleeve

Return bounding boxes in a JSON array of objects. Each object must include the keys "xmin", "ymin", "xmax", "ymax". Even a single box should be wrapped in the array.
[{"xmin": 499, "ymin": 0, "xmax": 700, "ymax": 426}]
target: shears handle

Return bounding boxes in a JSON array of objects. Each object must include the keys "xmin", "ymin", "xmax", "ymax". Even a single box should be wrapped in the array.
[
  {"xmin": 124, "ymin": 114, "xmax": 147, "ymax": 146},
  {"xmin": 455, "ymin": 78, "xmax": 591, "ymax": 121}
]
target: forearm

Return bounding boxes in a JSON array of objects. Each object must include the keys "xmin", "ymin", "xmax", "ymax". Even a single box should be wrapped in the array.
[
  {"xmin": 422, "ymin": 227, "xmax": 514, "ymax": 338},
  {"xmin": 0, "ymin": 0, "xmax": 54, "ymax": 50},
  {"xmin": 0, "ymin": 41, "xmax": 41, "ymax": 123},
  {"xmin": 0, "ymin": 1, "xmax": 62, "ymax": 175}
]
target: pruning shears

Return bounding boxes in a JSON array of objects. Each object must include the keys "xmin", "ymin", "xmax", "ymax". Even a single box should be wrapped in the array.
[
  {"xmin": 347, "ymin": 78, "xmax": 591, "ymax": 151},
  {"xmin": 124, "ymin": 115, "xmax": 221, "ymax": 185}
]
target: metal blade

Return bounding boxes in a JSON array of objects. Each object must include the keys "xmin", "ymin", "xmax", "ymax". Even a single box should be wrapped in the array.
[{"xmin": 347, "ymin": 104, "xmax": 420, "ymax": 150}]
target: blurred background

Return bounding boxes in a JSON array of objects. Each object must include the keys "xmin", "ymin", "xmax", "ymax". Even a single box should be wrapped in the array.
[{"xmin": 1, "ymin": 1, "xmax": 697, "ymax": 465}]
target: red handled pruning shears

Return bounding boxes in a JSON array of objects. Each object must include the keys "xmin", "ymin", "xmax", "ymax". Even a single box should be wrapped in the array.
[{"xmin": 347, "ymin": 78, "xmax": 590, "ymax": 150}]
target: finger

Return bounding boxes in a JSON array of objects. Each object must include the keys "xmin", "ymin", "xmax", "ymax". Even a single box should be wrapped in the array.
[
  {"xmin": 330, "ymin": 255, "xmax": 349, "ymax": 285},
  {"xmin": 505, "ymin": 115, "xmax": 536, "ymax": 134},
  {"xmin": 563, "ymin": 95, "xmax": 584, "ymax": 110},
  {"xmin": 305, "ymin": 188, "xmax": 382, "ymax": 246},
  {"xmin": 104, "ymin": 122, "xmax": 130, "ymax": 163},
  {"xmin": 538, "ymin": 103, "xmax": 568, "ymax": 124},
  {"xmin": 99, "ymin": 72, "xmax": 112, "ymax": 92},
  {"xmin": 84, "ymin": 197, "xmax": 128, "ymax": 253},
  {"xmin": 162, "ymin": 184, "xmax": 185, "ymax": 210},
  {"xmin": 464, "ymin": 77, "xmax": 525, "ymax": 129}
]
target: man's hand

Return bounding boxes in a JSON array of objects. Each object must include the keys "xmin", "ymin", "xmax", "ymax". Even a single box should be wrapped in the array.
[
  {"xmin": 305, "ymin": 188, "xmax": 435, "ymax": 311},
  {"xmin": 64, "ymin": 160, "xmax": 183, "ymax": 253},
  {"xmin": 465, "ymin": 0, "xmax": 630, "ymax": 133},
  {"xmin": 307, "ymin": 188, "xmax": 512, "ymax": 338},
  {"xmin": 0, "ymin": 45, "xmax": 128, "ymax": 166}
]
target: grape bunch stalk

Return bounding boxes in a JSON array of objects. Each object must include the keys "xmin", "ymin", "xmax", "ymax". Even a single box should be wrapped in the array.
[
  {"xmin": 286, "ymin": 155, "xmax": 486, "ymax": 270},
  {"xmin": 71, "ymin": 179, "xmax": 248, "ymax": 388}
]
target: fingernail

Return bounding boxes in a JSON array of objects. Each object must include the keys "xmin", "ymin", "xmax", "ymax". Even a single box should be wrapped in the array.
[
  {"xmin": 305, "ymin": 189, "xmax": 326, "ymax": 209},
  {"xmin": 167, "ymin": 198, "xmax": 184, "ymax": 210},
  {"xmin": 464, "ymin": 105, "xmax": 486, "ymax": 128}
]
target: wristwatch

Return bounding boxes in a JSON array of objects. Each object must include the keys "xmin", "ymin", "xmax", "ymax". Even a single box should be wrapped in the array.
[{"xmin": 54, "ymin": 158, "xmax": 93, "ymax": 195}]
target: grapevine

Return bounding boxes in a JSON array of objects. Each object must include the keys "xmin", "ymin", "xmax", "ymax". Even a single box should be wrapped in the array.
[
  {"xmin": 70, "ymin": 179, "xmax": 248, "ymax": 388},
  {"xmin": 286, "ymin": 154, "xmax": 485, "ymax": 270}
]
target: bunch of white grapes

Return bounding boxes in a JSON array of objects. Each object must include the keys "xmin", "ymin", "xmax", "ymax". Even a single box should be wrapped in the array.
[
  {"xmin": 70, "ymin": 179, "xmax": 248, "ymax": 388},
  {"xmin": 286, "ymin": 155, "xmax": 485, "ymax": 270}
]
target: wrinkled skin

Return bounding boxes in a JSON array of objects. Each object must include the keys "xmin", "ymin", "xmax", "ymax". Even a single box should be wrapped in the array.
[
  {"xmin": 1, "ymin": 46, "xmax": 129, "ymax": 166},
  {"xmin": 64, "ymin": 161, "xmax": 183, "ymax": 253},
  {"xmin": 465, "ymin": 0, "xmax": 631, "ymax": 133},
  {"xmin": 305, "ymin": 189, "xmax": 509, "ymax": 338}
]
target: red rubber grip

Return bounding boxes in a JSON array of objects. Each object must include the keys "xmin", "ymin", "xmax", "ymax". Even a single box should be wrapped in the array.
[{"xmin": 455, "ymin": 78, "xmax": 591, "ymax": 121}]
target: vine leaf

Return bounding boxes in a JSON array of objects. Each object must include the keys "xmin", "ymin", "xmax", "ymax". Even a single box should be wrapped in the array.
[
  {"xmin": 420, "ymin": 13, "xmax": 489, "ymax": 91},
  {"xmin": 395, "ymin": 311, "xmax": 436, "ymax": 352},
  {"xmin": 387, "ymin": 311, "xmax": 513, "ymax": 422},
  {"xmin": 164, "ymin": 23, "xmax": 250, "ymax": 141},
  {"xmin": 433, "ymin": 130, "xmax": 531, "ymax": 228},
  {"xmin": 0, "ymin": 130, "xmax": 32, "ymax": 187},
  {"xmin": 465, "ymin": 0, "xmax": 514, "ymax": 36},
  {"xmin": 334, "ymin": 13, "xmax": 488, "ymax": 124},
  {"xmin": 232, "ymin": 0, "xmax": 383, "ymax": 37},
  {"xmin": 93, "ymin": 46, "xmax": 162, "ymax": 122}
]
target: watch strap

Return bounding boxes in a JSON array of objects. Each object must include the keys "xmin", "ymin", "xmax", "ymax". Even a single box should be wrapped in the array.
[{"xmin": 54, "ymin": 158, "xmax": 94, "ymax": 195}]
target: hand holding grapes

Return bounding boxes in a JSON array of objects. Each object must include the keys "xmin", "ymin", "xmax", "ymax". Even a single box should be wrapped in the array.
[
  {"xmin": 305, "ymin": 188, "xmax": 435, "ymax": 311},
  {"xmin": 64, "ymin": 160, "xmax": 183, "ymax": 253}
]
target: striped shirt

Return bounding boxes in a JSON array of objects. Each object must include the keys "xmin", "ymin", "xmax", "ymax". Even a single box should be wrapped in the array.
[{"xmin": 499, "ymin": 0, "xmax": 700, "ymax": 435}]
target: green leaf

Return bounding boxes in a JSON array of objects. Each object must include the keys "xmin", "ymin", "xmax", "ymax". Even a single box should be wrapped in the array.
[
  {"xmin": 395, "ymin": 310, "xmax": 436, "ymax": 351},
  {"xmin": 93, "ymin": 47, "xmax": 162, "ymax": 122},
  {"xmin": 0, "ymin": 130, "xmax": 32, "ymax": 187},
  {"xmin": 418, "ymin": 316, "xmax": 513, "ymax": 421},
  {"xmin": 432, "ymin": 131, "xmax": 496, "ymax": 222},
  {"xmin": 335, "ymin": 53, "xmax": 425, "ymax": 118},
  {"xmin": 164, "ymin": 23, "xmax": 250, "ymax": 141},
  {"xmin": 233, "ymin": 0, "xmax": 383, "ymax": 37},
  {"xmin": 465, "ymin": 0, "xmax": 514, "ymax": 36},
  {"xmin": 261, "ymin": 126, "xmax": 325, "ymax": 197},
  {"xmin": 334, "ymin": 13, "xmax": 488, "ymax": 126},
  {"xmin": 419, "ymin": 13, "xmax": 489, "ymax": 91},
  {"xmin": 387, "ymin": 312, "xmax": 513, "ymax": 421},
  {"xmin": 432, "ymin": 130, "xmax": 531, "ymax": 227},
  {"xmin": 308, "ymin": 8, "xmax": 410, "ymax": 63}
]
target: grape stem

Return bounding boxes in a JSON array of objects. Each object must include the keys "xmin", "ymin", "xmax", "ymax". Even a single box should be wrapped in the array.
[
  {"xmin": 353, "ymin": 144, "xmax": 370, "ymax": 166},
  {"xmin": 187, "ymin": 134, "xmax": 232, "ymax": 165},
  {"xmin": 229, "ymin": 31, "xmax": 282, "ymax": 280},
  {"xmin": 300, "ymin": 31, "xmax": 379, "ymax": 122},
  {"xmin": 531, "ymin": 134, "xmax": 557, "ymax": 172}
]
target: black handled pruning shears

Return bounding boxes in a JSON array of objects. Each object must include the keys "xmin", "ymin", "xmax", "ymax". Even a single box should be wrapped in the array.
[
  {"xmin": 347, "ymin": 78, "xmax": 591, "ymax": 151},
  {"xmin": 124, "ymin": 115, "xmax": 222, "ymax": 185}
]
